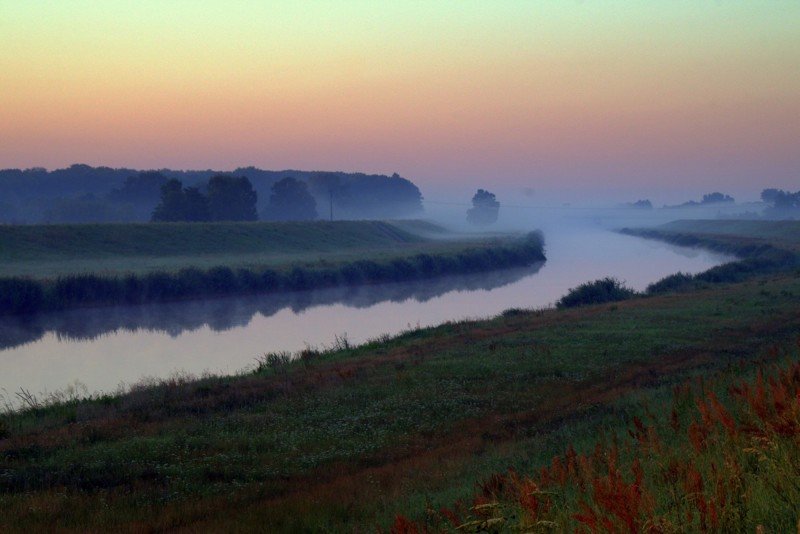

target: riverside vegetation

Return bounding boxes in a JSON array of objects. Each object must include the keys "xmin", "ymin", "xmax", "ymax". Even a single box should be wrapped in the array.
[
  {"xmin": 0, "ymin": 221, "xmax": 546, "ymax": 315},
  {"xmin": 0, "ymin": 220, "xmax": 799, "ymax": 531},
  {"xmin": 554, "ymin": 220, "xmax": 800, "ymax": 309}
]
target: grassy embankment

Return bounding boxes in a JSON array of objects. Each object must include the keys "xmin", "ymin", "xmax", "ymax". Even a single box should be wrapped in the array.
[
  {"xmin": 554, "ymin": 220, "xmax": 800, "ymax": 310},
  {"xmin": 0, "ymin": 220, "xmax": 546, "ymax": 314},
  {"xmin": 0, "ymin": 220, "xmax": 799, "ymax": 531}
]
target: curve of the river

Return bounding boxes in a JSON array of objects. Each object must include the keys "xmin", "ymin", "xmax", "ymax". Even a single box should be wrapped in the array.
[{"xmin": 0, "ymin": 229, "xmax": 733, "ymax": 404}]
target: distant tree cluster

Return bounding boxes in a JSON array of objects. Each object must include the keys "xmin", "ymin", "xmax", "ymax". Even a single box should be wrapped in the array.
[
  {"xmin": 701, "ymin": 192, "xmax": 735, "ymax": 204},
  {"xmin": 467, "ymin": 189, "xmax": 500, "ymax": 226},
  {"xmin": 262, "ymin": 177, "xmax": 317, "ymax": 221},
  {"xmin": 625, "ymin": 199, "xmax": 653, "ymax": 209},
  {"xmin": 664, "ymin": 192, "xmax": 736, "ymax": 209},
  {"xmin": 152, "ymin": 176, "xmax": 257, "ymax": 222},
  {"xmin": 305, "ymin": 172, "xmax": 423, "ymax": 220},
  {"xmin": 0, "ymin": 165, "xmax": 424, "ymax": 224},
  {"xmin": 761, "ymin": 188, "xmax": 800, "ymax": 219}
]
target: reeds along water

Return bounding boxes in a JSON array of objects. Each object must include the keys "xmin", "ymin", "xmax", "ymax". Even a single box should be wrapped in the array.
[{"xmin": 0, "ymin": 232, "xmax": 546, "ymax": 316}]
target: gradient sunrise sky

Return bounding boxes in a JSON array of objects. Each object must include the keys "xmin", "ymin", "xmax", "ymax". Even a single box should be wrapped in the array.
[{"xmin": 1, "ymin": 1, "xmax": 798, "ymax": 197}]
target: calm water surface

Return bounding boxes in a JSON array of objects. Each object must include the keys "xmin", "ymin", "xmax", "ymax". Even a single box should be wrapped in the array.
[{"xmin": 0, "ymin": 230, "xmax": 732, "ymax": 402}]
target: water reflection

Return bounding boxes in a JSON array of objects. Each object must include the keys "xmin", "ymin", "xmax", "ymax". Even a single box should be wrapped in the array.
[
  {"xmin": 0, "ymin": 263, "xmax": 544, "ymax": 352},
  {"xmin": 0, "ymin": 230, "xmax": 735, "ymax": 401}
]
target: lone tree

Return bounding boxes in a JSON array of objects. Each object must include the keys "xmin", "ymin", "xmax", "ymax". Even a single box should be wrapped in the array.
[
  {"xmin": 466, "ymin": 189, "xmax": 500, "ymax": 226},
  {"xmin": 262, "ymin": 177, "xmax": 318, "ymax": 221},
  {"xmin": 207, "ymin": 175, "xmax": 258, "ymax": 221}
]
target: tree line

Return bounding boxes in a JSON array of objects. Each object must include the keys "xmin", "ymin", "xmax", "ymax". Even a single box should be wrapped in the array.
[
  {"xmin": 150, "ymin": 175, "xmax": 318, "ymax": 222},
  {"xmin": 0, "ymin": 165, "xmax": 423, "ymax": 223}
]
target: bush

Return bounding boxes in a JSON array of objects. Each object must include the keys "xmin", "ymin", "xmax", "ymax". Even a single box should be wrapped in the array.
[
  {"xmin": 557, "ymin": 277, "xmax": 637, "ymax": 309},
  {"xmin": 0, "ymin": 278, "xmax": 44, "ymax": 314},
  {"xmin": 646, "ymin": 272, "xmax": 697, "ymax": 294}
]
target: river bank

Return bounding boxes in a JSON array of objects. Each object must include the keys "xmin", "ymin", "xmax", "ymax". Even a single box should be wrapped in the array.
[
  {"xmin": 3, "ymin": 221, "xmax": 796, "ymax": 531},
  {"xmin": 0, "ymin": 221, "xmax": 546, "ymax": 315}
]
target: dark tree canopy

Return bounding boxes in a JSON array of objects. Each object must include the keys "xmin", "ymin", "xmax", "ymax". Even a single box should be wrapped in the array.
[
  {"xmin": 262, "ymin": 177, "xmax": 318, "ymax": 221},
  {"xmin": 761, "ymin": 188, "xmax": 800, "ymax": 208},
  {"xmin": 306, "ymin": 171, "xmax": 423, "ymax": 219},
  {"xmin": 0, "ymin": 165, "xmax": 424, "ymax": 223},
  {"xmin": 183, "ymin": 187, "xmax": 212, "ymax": 222},
  {"xmin": 207, "ymin": 175, "xmax": 258, "ymax": 221},
  {"xmin": 151, "ymin": 179, "xmax": 190, "ymax": 222},
  {"xmin": 665, "ymin": 192, "xmax": 737, "ymax": 209},
  {"xmin": 761, "ymin": 188, "xmax": 800, "ymax": 219},
  {"xmin": 701, "ymin": 192, "xmax": 735, "ymax": 204},
  {"xmin": 107, "ymin": 172, "xmax": 168, "ymax": 204},
  {"xmin": 466, "ymin": 189, "xmax": 500, "ymax": 226},
  {"xmin": 761, "ymin": 189, "xmax": 782, "ymax": 204}
]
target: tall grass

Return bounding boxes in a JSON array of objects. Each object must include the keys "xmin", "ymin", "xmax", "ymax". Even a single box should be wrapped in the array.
[
  {"xmin": 392, "ymin": 343, "xmax": 800, "ymax": 533},
  {"xmin": 0, "ymin": 231, "xmax": 546, "ymax": 315}
]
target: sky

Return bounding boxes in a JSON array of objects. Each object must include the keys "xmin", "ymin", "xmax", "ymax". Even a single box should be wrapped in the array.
[{"xmin": 1, "ymin": 1, "xmax": 798, "ymax": 200}]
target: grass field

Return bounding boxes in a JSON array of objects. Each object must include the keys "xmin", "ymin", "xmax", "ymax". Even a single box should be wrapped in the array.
[
  {"xmin": 0, "ymin": 220, "xmax": 546, "ymax": 315},
  {"xmin": 1, "ymin": 221, "xmax": 798, "ymax": 531},
  {"xmin": 656, "ymin": 219, "xmax": 800, "ymax": 251},
  {"xmin": 0, "ymin": 220, "xmax": 459, "ymax": 278},
  {"xmin": 0, "ymin": 223, "xmax": 546, "ymax": 315}
]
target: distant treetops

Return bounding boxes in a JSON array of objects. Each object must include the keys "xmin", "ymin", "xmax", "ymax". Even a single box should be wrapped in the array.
[
  {"xmin": 663, "ymin": 192, "xmax": 736, "ymax": 209},
  {"xmin": 151, "ymin": 175, "xmax": 322, "ymax": 223},
  {"xmin": 152, "ymin": 175, "xmax": 258, "ymax": 222},
  {"xmin": 467, "ymin": 189, "xmax": 500, "ymax": 226},
  {"xmin": 261, "ymin": 177, "xmax": 317, "ymax": 222},
  {"xmin": 0, "ymin": 164, "xmax": 424, "ymax": 224}
]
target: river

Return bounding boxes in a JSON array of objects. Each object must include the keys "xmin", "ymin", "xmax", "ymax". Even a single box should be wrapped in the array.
[{"xmin": 0, "ymin": 229, "xmax": 731, "ymax": 405}]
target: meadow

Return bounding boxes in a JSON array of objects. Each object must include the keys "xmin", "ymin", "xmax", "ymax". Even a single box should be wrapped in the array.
[
  {"xmin": 0, "ymin": 221, "xmax": 545, "ymax": 315},
  {"xmin": 0, "ymin": 221, "xmax": 798, "ymax": 531},
  {"xmin": 0, "ymin": 220, "xmax": 447, "ymax": 278}
]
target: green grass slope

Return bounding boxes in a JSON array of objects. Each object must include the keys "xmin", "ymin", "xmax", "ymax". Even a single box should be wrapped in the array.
[
  {"xmin": 0, "ymin": 220, "xmax": 432, "ymax": 260},
  {"xmin": 0, "ymin": 220, "xmax": 464, "ymax": 278},
  {"xmin": 1, "ymin": 270, "xmax": 798, "ymax": 531},
  {"xmin": 657, "ymin": 219, "xmax": 800, "ymax": 250}
]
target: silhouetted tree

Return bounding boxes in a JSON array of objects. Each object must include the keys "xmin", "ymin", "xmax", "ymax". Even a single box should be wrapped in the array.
[
  {"xmin": 761, "ymin": 189, "xmax": 782, "ymax": 204},
  {"xmin": 151, "ymin": 179, "xmax": 187, "ymax": 222},
  {"xmin": 183, "ymin": 187, "xmax": 212, "ymax": 221},
  {"xmin": 262, "ymin": 177, "xmax": 318, "ymax": 221},
  {"xmin": 761, "ymin": 188, "xmax": 800, "ymax": 219},
  {"xmin": 467, "ymin": 189, "xmax": 500, "ymax": 226},
  {"xmin": 207, "ymin": 175, "xmax": 258, "ymax": 221},
  {"xmin": 701, "ymin": 192, "xmax": 735, "ymax": 204}
]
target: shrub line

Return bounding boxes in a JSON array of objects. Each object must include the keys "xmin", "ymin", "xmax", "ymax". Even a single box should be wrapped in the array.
[{"xmin": 0, "ymin": 232, "xmax": 545, "ymax": 316}]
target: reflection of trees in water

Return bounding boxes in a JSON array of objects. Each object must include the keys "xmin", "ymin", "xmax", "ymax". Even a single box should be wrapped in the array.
[{"xmin": 0, "ymin": 263, "xmax": 543, "ymax": 351}]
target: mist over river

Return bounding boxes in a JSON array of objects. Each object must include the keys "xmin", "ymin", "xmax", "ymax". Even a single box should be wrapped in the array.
[{"xmin": 0, "ymin": 228, "xmax": 732, "ymax": 403}]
